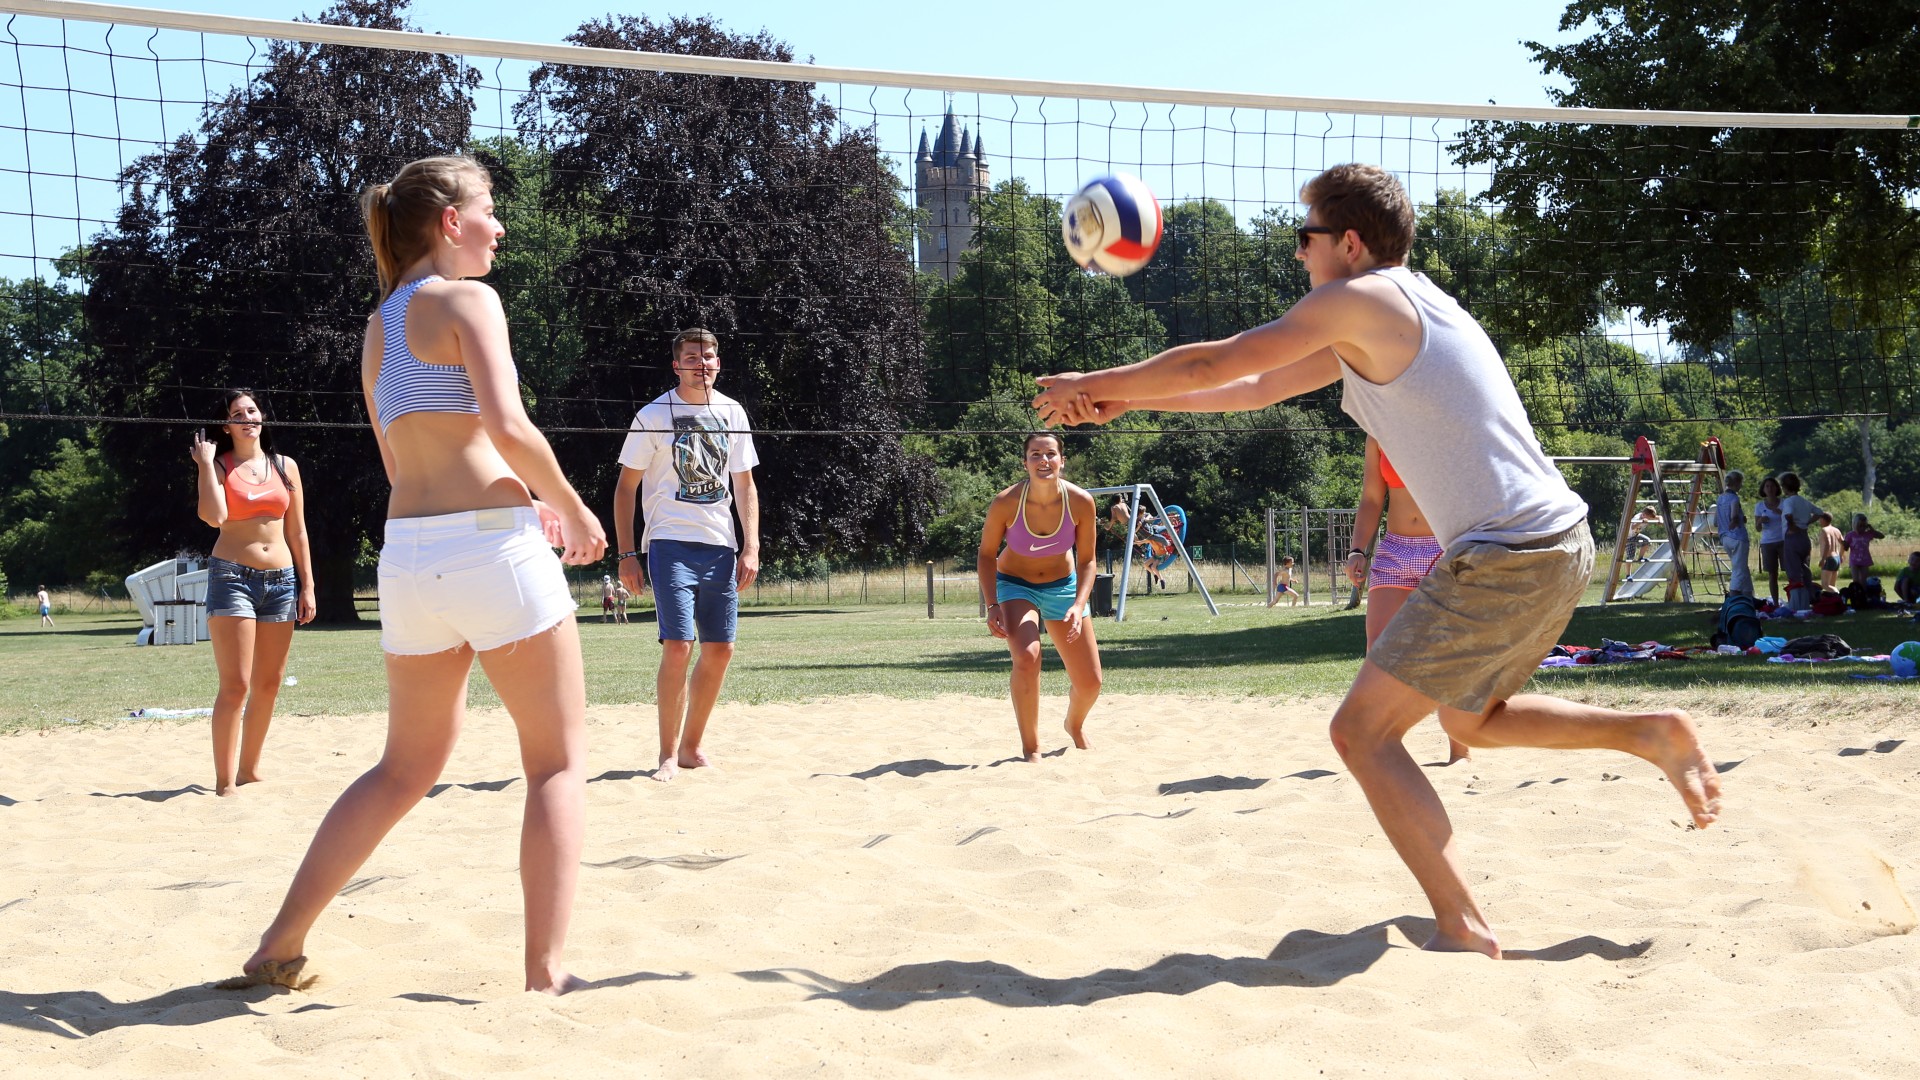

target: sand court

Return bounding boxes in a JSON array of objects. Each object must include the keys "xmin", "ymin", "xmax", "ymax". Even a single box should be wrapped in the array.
[{"xmin": 3, "ymin": 693, "xmax": 1918, "ymax": 1077}]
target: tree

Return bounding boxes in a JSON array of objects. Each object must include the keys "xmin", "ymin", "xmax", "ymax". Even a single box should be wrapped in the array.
[
  {"xmin": 528, "ymin": 15, "xmax": 936, "ymax": 564},
  {"xmin": 1130, "ymin": 199, "xmax": 1292, "ymax": 347},
  {"xmin": 1455, "ymin": 0, "xmax": 1920, "ymax": 363},
  {"xmin": 1, "ymin": 268, "xmax": 103, "ymax": 575},
  {"xmin": 925, "ymin": 179, "xmax": 1163, "ymax": 419},
  {"xmin": 78, "ymin": 0, "xmax": 478, "ymax": 620}
]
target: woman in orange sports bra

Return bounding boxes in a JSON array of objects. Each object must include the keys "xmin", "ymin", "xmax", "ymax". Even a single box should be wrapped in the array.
[
  {"xmin": 1345, "ymin": 436, "xmax": 1469, "ymax": 764},
  {"xmin": 191, "ymin": 388, "xmax": 315, "ymax": 796}
]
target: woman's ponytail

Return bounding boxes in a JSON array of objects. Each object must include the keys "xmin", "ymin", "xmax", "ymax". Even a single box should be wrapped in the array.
[{"xmin": 359, "ymin": 158, "xmax": 490, "ymax": 301}]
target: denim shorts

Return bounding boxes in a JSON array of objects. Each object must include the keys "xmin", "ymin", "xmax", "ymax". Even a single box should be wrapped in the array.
[
  {"xmin": 996, "ymin": 571, "xmax": 1087, "ymax": 622},
  {"xmin": 648, "ymin": 538, "xmax": 739, "ymax": 643},
  {"xmin": 205, "ymin": 557, "xmax": 299, "ymax": 622},
  {"xmin": 377, "ymin": 507, "xmax": 576, "ymax": 655}
]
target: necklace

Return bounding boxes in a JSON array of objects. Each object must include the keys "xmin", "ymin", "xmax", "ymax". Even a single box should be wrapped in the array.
[{"xmin": 236, "ymin": 453, "xmax": 270, "ymax": 483}]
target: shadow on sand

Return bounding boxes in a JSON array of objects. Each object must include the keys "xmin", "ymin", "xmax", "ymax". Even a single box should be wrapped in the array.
[{"xmin": 734, "ymin": 917, "xmax": 1651, "ymax": 1009}]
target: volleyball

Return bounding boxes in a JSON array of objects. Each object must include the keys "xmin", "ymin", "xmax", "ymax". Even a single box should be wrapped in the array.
[{"xmin": 1061, "ymin": 173, "xmax": 1163, "ymax": 276}]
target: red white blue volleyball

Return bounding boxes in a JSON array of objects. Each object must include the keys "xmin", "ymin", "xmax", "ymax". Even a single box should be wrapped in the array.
[{"xmin": 1061, "ymin": 173, "xmax": 1163, "ymax": 277}]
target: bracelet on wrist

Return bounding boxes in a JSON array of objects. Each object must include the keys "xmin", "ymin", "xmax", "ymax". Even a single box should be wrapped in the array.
[{"xmin": 617, "ymin": 551, "xmax": 639, "ymax": 561}]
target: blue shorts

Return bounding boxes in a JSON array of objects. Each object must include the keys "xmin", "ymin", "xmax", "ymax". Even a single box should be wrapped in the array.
[
  {"xmin": 205, "ymin": 557, "xmax": 298, "ymax": 622},
  {"xmin": 996, "ymin": 572, "xmax": 1086, "ymax": 622},
  {"xmin": 649, "ymin": 539, "xmax": 738, "ymax": 643}
]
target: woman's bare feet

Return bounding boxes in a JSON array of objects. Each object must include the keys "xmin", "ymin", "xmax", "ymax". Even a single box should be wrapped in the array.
[
  {"xmin": 237, "ymin": 771, "xmax": 264, "ymax": 787},
  {"xmin": 652, "ymin": 755, "xmax": 678, "ymax": 782},
  {"xmin": 527, "ymin": 970, "xmax": 588, "ymax": 995},
  {"xmin": 1065, "ymin": 717, "xmax": 1090, "ymax": 750},
  {"xmin": 677, "ymin": 748, "xmax": 712, "ymax": 771},
  {"xmin": 216, "ymin": 781, "xmax": 238, "ymax": 797}
]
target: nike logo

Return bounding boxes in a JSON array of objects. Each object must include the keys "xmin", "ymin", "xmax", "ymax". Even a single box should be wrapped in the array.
[
  {"xmin": 245, "ymin": 490, "xmax": 269, "ymax": 501},
  {"xmin": 1028, "ymin": 541, "xmax": 1065, "ymax": 552}
]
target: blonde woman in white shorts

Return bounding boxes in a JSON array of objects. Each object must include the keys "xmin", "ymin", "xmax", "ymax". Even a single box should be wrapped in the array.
[{"xmin": 228, "ymin": 156, "xmax": 605, "ymax": 995}]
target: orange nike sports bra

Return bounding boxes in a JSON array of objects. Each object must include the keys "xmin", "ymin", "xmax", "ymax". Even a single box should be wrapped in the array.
[
  {"xmin": 221, "ymin": 453, "xmax": 291, "ymax": 521},
  {"xmin": 1380, "ymin": 449, "xmax": 1408, "ymax": 490}
]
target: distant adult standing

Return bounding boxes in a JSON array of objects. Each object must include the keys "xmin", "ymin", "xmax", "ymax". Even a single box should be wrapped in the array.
[
  {"xmin": 977, "ymin": 432, "xmax": 1102, "ymax": 761},
  {"xmin": 601, "ymin": 575, "xmax": 618, "ymax": 624},
  {"xmin": 614, "ymin": 329, "xmax": 761, "ymax": 782},
  {"xmin": 1778, "ymin": 472, "xmax": 1819, "ymax": 598},
  {"xmin": 192, "ymin": 389, "xmax": 316, "ymax": 796},
  {"xmin": 1714, "ymin": 470, "xmax": 1751, "ymax": 597},
  {"xmin": 1751, "ymin": 476, "xmax": 1786, "ymax": 603},
  {"xmin": 36, "ymin": 585, "xmax": 54, "ymax": 628},
  {"xmin": 1816, "ymin": 511, "xmax": 1845, "ymax": 591}
]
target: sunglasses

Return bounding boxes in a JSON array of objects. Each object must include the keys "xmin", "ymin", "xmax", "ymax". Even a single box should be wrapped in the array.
[{"xmin": 1296, "ymin": 226, "xmax": 1337, "ymax": 250}]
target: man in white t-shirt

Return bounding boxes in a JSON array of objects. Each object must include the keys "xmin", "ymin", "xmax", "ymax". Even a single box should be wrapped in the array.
[{"xmin": 613, "ymin": 329, "xmax": 761, "ymax": 781}]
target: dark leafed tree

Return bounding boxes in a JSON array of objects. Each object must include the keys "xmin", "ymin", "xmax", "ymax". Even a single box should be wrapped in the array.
[
  {"xmin": 1454, "ymin": 1, "xmax": 1920, "ymax": 358},
  {"xmin": 79, "ymin": 0, "xmax": 477, "ymax": 620},
  {"xmin": 525, "ymin": 16, "xmax": 936, "ymax": 565}
]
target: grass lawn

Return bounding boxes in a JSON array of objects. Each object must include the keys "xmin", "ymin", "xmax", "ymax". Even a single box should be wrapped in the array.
[{"xmin": 3, "ymin": 587, "xmax": 1915, "ymax": 733}]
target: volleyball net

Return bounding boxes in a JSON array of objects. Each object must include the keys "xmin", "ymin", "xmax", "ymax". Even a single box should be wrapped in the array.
[{"xmin": 3, "ymin": 0, "xmax": 1919, "ymax": 582}]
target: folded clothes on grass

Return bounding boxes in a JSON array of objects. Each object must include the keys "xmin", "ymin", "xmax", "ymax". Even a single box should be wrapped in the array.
[{"xmin": 1540, "ymin": 640, "xmax": 1706, "ymax": 667}]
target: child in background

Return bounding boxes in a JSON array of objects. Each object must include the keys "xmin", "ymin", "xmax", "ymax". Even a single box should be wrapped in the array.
[
  {"xmin": 1842, "ymin": 515, "xmax": 1885, "ymax": 587},
  {"xmin": 1268, "ymin": 556, "xmax": 1301, "ymax": 607}
]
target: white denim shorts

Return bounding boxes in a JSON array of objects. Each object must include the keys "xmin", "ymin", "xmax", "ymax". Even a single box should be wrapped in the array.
[{"xmin": 377, "ymin": 506, "xmax": 576, "ymax": 655}]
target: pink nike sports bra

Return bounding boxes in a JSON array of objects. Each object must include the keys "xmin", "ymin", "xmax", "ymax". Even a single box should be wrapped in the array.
[{"xmin": 1004, "ymin": 482, "xmax": 1076, "ymax": 558}]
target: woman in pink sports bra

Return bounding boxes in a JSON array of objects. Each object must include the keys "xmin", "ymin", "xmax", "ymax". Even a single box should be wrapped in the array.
[
  {"xmin": 1346, "ymin": 436, "xmax": 1470, "ymax": 764},
  {"xmin": 976, "ymin": 432, "xmax": 1103, "ymax": 762}
]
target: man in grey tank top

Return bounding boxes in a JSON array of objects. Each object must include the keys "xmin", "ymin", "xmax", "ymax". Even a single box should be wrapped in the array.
[{"xmin": 1033, "ymin": 163, "xmax": 1721, "ymax": 959}]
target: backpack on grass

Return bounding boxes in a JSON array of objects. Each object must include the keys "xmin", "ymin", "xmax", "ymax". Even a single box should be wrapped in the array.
[{"xmin": 1713, "ymin": 593, "xmax": 1763, "ymax": 650}]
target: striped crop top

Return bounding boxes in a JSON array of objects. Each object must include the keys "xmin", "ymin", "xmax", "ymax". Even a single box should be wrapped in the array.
[{"xmin": 372, "ymin": 276, "xmax": 481, "ymax": 433}]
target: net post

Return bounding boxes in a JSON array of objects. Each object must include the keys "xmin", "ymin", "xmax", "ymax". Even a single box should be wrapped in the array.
[{"xmin": 1265, "ymin": 506, "xmax": 1276, "ymax": 607}]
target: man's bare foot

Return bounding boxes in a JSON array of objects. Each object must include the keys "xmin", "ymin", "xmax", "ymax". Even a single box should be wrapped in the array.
[
  {"xmin": 1065, "ymin": 718, "xmax": 1090, "ymax": 750},
  {"xmin": 1641, "ymin": 709, "xmax": 1722, "ymax": 828},
  {"xmin": 676, "ymin": 748, "xmax": 711, "ymax": 771},
  {"xmin": 652, "ymin": 756, "xmax": 678, "ymax": 782},
  {"xmin": 527, "ymin": 971, "xmax": 588, "ymax": 995},
  {"xmin": 1424, "ymin": 916, "xmax": 1500, "ymax": 958}
]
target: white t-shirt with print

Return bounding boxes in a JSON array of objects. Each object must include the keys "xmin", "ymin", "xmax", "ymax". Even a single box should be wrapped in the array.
[{"xmin": 617, "ymin": 389, "xmax": 759, "ymax": 552}]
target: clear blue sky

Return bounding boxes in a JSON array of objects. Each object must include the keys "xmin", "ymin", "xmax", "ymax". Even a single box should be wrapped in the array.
[
  {"xmin": 3, "ymin": 0, "xmax": 1586, "ymax": 280},
  {"xmin": 161, "ymin": 0, "xmax": 1579, "ymax": 107}
]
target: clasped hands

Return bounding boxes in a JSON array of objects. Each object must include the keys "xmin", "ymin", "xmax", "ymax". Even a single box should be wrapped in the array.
[{"xmin": 1031, "ymin": 374, "xmax": 1128, "ymax": 428}]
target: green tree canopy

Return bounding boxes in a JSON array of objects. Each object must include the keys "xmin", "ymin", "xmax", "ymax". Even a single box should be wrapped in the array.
[
  {"xmin": 77, "ymin": 0, "xmax": 476, "ymax": 619},
  {"xmin": 528, "ymin": 14, "xmax": 936, "ymax": 562},
  {"xmin": 1455, "ymin": 0, "xmax": 1920, "ymax": 360}
]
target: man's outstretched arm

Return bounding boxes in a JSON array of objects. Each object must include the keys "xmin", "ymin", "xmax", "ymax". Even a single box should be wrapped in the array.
[
  {"xmin": 1031, "ymin": 286, "xmax": 1358, "ymax": 422},
  {"xmin": 1038, "ymin": 348, "xmax": 1342, "ymax": 426}
]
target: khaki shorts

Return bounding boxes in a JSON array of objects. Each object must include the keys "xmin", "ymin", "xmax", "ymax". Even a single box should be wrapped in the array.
[{"xmin": 1368, "ymin": 521, "xmax": 1594, "ymax": 714}]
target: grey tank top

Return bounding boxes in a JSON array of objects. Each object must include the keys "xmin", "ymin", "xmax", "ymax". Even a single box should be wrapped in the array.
[{"xmin": 1337, "ymin": 266, "xmax": 1587, "ymax": 548}]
